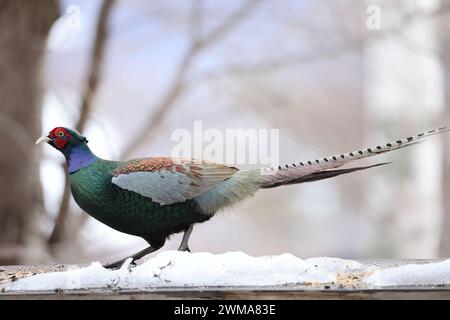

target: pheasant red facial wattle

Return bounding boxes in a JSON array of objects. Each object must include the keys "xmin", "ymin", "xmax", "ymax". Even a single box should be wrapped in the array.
[
  {"xmin": 36, "ymin": 125, "xmax": 450, "ymax": 269},
  {"xmin": 48, "ymin": 127, "xmax": 71, "ymax": 149}
]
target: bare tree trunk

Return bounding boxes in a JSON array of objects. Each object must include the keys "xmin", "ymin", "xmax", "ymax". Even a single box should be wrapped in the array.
[
  {"xmin": 0, "ymin": 0, "xmax": 59, "ymax": 264},
  {"xmin": 439, "ymin": 0, "xmax": 450, "ymax": 257}
]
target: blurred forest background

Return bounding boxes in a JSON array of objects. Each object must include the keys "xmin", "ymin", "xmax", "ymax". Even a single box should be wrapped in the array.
[{"xmin": 1, "ymin": 0, "xmax": 450, "ymax": 265}]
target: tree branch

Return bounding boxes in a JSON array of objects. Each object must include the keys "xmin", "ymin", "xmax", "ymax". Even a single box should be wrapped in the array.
[
  {"xmin": 190, "ymin": 0, "xmax": 203, "ymax": 45},
  {"xmin": 192, "ymin": 4, "xmax": 450, "ymax": 82},
  {"xmin": 199, "ymin": 0, "xmax": 259, "ymax": 48},
  {"xmin": 122, "ymin": 0, "xmax": 260, "ymax": 158},
  {"xmin": 77, "ymin": 0, "xmax": 116, "ymax": 132}
]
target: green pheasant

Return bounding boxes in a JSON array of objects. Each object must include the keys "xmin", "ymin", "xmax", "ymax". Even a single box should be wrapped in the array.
[{"xmin": 37, "ymin": 126, "xmax": 449, "ymax": 268}]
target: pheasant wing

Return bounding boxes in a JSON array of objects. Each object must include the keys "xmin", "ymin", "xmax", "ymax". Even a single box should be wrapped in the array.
[{"xmin": 111, "ymin": 157, "xmax": 238, "ymax": 205}]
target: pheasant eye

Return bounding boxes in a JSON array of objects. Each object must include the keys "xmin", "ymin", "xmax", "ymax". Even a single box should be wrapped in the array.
[{"xmin": 57, "ymin": 131, "xmax": 65, "ymax": 137}]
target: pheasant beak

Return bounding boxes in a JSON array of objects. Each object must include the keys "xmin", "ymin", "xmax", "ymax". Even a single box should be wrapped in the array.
[{"xmin": 35, "ymin": 136, "xmax": 51, "ymax": 145}]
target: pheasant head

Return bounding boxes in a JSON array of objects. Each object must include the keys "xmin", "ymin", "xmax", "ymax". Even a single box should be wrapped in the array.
[{"xmin": 36, "ymin": 127, "xmax": 96, "ymax": 173}]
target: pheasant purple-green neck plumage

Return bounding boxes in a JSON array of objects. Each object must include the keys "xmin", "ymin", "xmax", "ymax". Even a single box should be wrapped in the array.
[
  {"xmin": 37, "ymin": 125, "xmax": 450, "ymax": 268},
  {"xmin": 63, "ymin": 142, "xmax": 98, "ymax": 173}
]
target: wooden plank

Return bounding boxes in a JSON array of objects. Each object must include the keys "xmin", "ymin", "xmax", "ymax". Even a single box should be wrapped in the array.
[
  {"xmin": 1, "ymin": 260, "xmax": 449, "ymax": 299},
  {"xmin": 1, "ymin": 287, "xmax": 450, "ymax": 300}
]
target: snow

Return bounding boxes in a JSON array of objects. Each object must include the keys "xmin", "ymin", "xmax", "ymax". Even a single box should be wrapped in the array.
[
  {"xmin": 1, "ymin": 251, "xmax": 369, "ymax": 291},
  {"xmin": 1, "ymin": 251, "xmax": 450, "ymax": 292},
  {"xmin": 365, "ymin": 259, "xmax": 450, "ymax": 287}
]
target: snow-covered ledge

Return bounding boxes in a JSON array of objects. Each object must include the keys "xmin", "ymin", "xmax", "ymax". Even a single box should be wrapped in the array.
[{"xmin": 1, "ymin": 251, "xmax": 450, "ymax": 299}]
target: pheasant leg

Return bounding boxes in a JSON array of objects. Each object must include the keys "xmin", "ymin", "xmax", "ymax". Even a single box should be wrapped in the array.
[
  {"xmin": 103, "ymin": 245, "xmax": 158, "ymax": 269},
  {"xmin": 178, "ymin": 225, "xmax": 193, "ymax": 252}
]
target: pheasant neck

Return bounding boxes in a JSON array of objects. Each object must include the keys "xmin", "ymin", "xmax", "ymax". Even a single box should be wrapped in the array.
[{"xmin": 64, "ymin": 143, "xmax": 98, "ymax": 174}]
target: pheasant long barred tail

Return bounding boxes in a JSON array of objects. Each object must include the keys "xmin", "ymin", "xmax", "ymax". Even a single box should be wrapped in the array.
[{"xmin": 260, "ymin": 126, "xmax": 450, "ymax": 189}]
